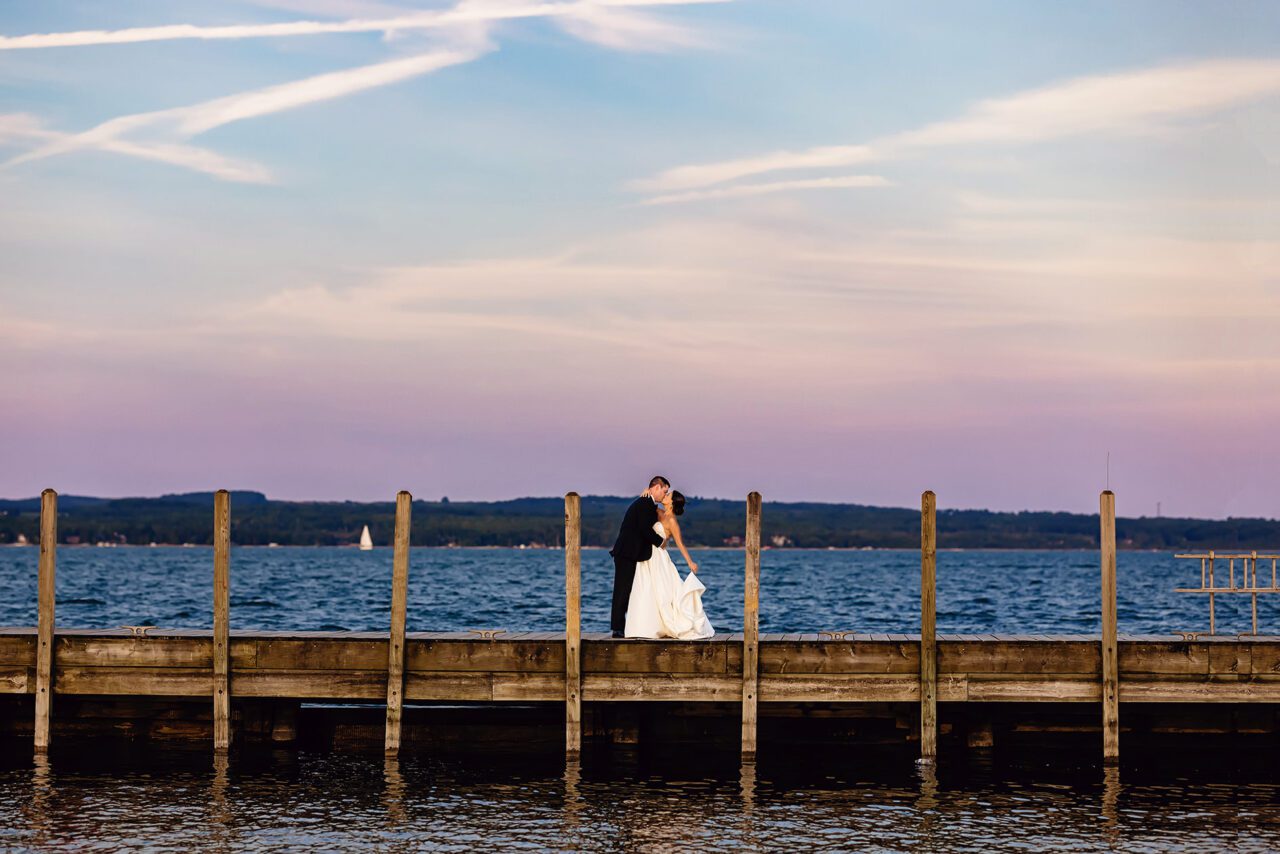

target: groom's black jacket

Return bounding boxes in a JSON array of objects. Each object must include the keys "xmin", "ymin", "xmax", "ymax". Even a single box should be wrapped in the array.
[{"xmin": 610, "ymin": 496, "xmax": 665, "ymax": 562}]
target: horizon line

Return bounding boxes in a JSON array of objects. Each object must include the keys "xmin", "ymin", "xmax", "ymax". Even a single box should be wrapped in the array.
[{"xmin": 1, "ymin": 490, "xmax": 1273, "ymax": 523}]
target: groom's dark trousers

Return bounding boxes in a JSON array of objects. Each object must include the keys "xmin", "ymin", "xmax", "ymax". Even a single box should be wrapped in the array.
[{"xmin": 609, "ymin": 496, "xmax": 666, "ymax": 633}]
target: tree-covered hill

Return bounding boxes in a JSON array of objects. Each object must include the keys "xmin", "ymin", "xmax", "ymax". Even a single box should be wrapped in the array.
[{"xmin": 0, "ymin": 493, "xmax": 1277, "ymax": 550}]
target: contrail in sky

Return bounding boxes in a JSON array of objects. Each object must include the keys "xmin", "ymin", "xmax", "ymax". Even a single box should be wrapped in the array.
[{"xmin": 0, "ymin": 0, "xmax": 728, "ymax": 50}]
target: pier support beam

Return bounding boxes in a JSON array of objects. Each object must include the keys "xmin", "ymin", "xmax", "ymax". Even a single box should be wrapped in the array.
[
  {"xmin": 384, "ymin": 491, "xmax": 412, "ymax": 755},
  {"xmin": 920, "ymin": 490, "xmax": 937, "ymax": 764},
  {"xmin": 1100, "ymin": 490, "xmax": 1119, "ymax": 764},
  {"xmin": 34, "ymin": 488, "xmax": 57, "ymax": 753},
  {"xmin": 213, "ymin": 490, "xmax": 231, "ymax": 751},
  {"xmin": 565, "ymin": 493, "xmax": 582, "ymax": 756},
  {"xmin": 742, "ymin": 492, "xmax": 762, "ymax": 759}
]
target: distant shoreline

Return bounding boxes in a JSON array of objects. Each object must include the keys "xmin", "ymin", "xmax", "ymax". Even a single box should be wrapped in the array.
[
  {"xmin": 4, "ymin": 492, "xmax": 1274, "ymax": 551},
  {"xmin": 2, "ymin": 543, "xmax": 1170, "ymax": 553}
]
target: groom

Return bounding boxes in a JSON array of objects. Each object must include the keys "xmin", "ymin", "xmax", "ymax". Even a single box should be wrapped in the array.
[{"xmin": 608, "ymin": 475, "xmax": 670, "ymax": 638}]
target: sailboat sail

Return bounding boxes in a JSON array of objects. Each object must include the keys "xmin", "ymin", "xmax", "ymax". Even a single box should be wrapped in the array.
[{"xmin": 359, "ymin": 525, "xmax": 374, "ymax": 551}]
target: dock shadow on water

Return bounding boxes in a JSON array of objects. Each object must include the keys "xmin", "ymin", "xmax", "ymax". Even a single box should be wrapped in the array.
[{"xmin": 3, "ymin": 739, "xmax": 1280, "ymax": 852}]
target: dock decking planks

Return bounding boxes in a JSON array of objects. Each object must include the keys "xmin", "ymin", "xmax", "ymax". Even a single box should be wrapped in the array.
[{"xmin": 4, "ymin": 631, "xmax": 1279, "ymax": 704}]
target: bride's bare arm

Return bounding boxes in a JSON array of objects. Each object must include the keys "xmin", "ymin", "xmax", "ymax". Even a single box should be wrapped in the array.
[{"xmin": 663, "ymin": 516, "xmax": 699, "ymax": 573}]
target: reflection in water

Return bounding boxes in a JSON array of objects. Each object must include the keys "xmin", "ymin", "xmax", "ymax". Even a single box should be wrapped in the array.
[
  {"xmin": 382, "ymin": 757, "xmax": 406, "ymax": 828},
  {"xmin": 2, "ymin": 745, "xmax": 1280, "ymax": 851},
  {"xmin": 563, "ymin": 759, "xmax": 582, "ymax": 847},
  {"xmin": 1101, "ymin": 765, "xmax": 1121, "ymax": 844},
  {"xmin": 916, "ymin": 760, "xmax": 939, "ymax": 843},
  {"xmin": 739, "ymin": 760, "xmax": 757, "ymax": 851},
  {"xmin": 209, "ymin": 752, "xmax": 231, "ymax": 849},
  {"xmin": 27, "ymin": 752, "xmax": 52, "ymax": 849},
  {"xmin": 739, "ymin": 760, "xmax": 755, "ymax": 815}
]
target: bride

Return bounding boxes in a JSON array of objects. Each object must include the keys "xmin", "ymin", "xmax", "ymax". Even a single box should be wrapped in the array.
[{"xmin": 624, "ymin": 490, "xmax": 715, "ymax": 640}]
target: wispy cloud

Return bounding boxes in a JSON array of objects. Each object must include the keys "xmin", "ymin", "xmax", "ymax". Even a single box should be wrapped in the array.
[
  {"xmin": 0, "ymin": 0, "xmax": 727, "ymax": 50},
  {"xmin": 1, "ymin": 112, "xmax": 275, "ymax": 182},
  {"xmin": 3, "ymin": 45, "xmax": 487, "ymax": 181},
  {"xmin": 553, "ymin": 2, "xmax": 711, "ymax": 51},
  {"xmin": 635, "ymin": 58, "xmax": 1280, "ymax": 195},
  {"xmin": 241, "ymin": 0, "xmax": 420, "ymax": 20},
  {"xmin": 38, "ymin": 216, "xmax": 1275, "ymax": 388},
  {"xmin": 0, "ymin": 113, "xmax": 48, "ymax": 143},
  {"xmin": 0, "ymin": 302, "xmax": 63, "ymax": 350},
  {"xmin": 1, "ymin": 0, "xmax": 725, "ymax": 181},
  {"xmin": 631, "ymin": 145, "xmax": 877, "ymax": 195},
  {"xmin": 641, "ymin": 174, "xmax": 891, "ymax": 205}
]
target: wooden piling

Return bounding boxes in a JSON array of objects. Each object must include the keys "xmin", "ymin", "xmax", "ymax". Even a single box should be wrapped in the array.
[
  {"xmin": 1100, "ymin": 490, "xmax": 1119, "ymax": 763},
  {"xmin": 33, "ymin": 489, "xmax": 57, "ymax": 752},
  {"xmin": 920, "ymin": 490, "xmax": 937, "ymax": 763},
  {"xmin": 384, "ymin": 491, "xmax": 412, "ymax": 754},
  {"xmin": 564, "ymin": 493, "xmax": 582, "ymax": 756},
  {"xmin": 742, "ymin": 492, "xmax": 762, "ymax": 759},
  {"xmin": 213, "ymin": 490, "xmax": 231, "ymax": 751},
  {"xmin": 1208, "ymin": 550, "xmax": 1216, "ymax": 634},
  {"xmin": 1251, "ymin": 551, "xmax": 1259, "ymax": 636}
]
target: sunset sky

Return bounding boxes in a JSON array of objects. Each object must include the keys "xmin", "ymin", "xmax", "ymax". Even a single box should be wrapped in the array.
[{"xmin": 2, "ymin": 1, "xmax": 1277, "ymax": 517}]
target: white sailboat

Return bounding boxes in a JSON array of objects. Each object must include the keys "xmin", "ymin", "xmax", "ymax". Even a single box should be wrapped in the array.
[{"xmin": 359, "ymin": 525, "xmax": 374, "ymax": 551}]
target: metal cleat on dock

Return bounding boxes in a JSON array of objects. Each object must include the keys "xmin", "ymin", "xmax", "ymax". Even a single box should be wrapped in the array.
[
  {"xmin": 1174, "ymin": 631, "xmax": 1202, "ymax": 641},
  {"xmin": 120, "ymin": 625, "xmax": 156, "ymax": 638},
  {"xmin": 469, "ymin": 629, "xmax": 507, "ymax": 640},
  {"xmin": 818, "ymin": 631, "xmax": 853, "ymax": 641}
]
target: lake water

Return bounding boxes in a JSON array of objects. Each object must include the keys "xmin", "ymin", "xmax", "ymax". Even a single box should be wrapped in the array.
[
  {"xmin": 4, "ymin": 547, "xmax": 1278, "ymax": 851},
  {"xmin": 3, "ymin": 744, "xmax": 1280, "ymax": 851},
  {"xmin": 0, "ymin": 546, "xmax": 1265, "ymax": 635}
]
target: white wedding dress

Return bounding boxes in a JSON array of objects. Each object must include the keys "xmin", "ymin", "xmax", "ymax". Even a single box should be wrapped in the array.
[{"xmin": 624, "ymin": 521, "xmax": 715, "ymax": 640}]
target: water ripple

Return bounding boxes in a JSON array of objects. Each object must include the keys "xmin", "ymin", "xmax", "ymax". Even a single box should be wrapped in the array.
[{"xmin": 6, "ymin": 748, "xmax": 1280, "ymax": 852}]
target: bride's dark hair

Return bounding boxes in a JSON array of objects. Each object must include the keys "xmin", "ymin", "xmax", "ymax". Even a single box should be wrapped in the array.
[{"xmin": 670, "ymin": 491, "xmax": 686, "ymax": 516}]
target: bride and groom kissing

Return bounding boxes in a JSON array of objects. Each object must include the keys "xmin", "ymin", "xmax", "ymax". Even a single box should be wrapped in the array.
[{"xmin": 608, "ymin": 475, "xmax": 715, "ymax": 640}]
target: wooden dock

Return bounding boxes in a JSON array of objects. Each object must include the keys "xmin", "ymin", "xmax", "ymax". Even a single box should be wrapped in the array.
[
  {"xmin": 5, "ymin": 628, "xmax": 1280, "ymax": 705},
  {"xmin": 4, "ymin": 488, "xmax": 1279, "ymax": 759}
]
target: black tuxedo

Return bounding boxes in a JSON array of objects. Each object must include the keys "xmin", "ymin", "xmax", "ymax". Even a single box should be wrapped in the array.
[{"xmin": 609, "ymin": 496, "xmax": 666, "ymax": 632}]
